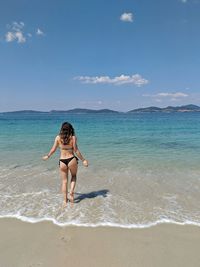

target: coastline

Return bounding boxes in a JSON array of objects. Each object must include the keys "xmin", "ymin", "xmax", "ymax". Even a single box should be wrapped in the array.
[
  {"xmin": 1, "ymin": 218, "xmax": 200, "ymax": 267},
  {"xmin": 1, "ymin": 214, "xmax": 200, "ymax": 228},
  {"xmin": 1, "ymin": 104, "xmax": 200, "ymax": 114}
]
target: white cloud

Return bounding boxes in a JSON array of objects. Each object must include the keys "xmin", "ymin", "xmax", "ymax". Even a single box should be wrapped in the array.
[
  {"xmin": 15, "ymin": 31, "xmax": 26, "ymax": 43},
  {"xmin": 5, "ymin": 21, "xmax": 26, "ymax": 43},
  {"xmin": 180, "ymin": 0, "xmax": 200, "ymax": 4},
  {"xmin": 142, "ymin": 92, "xmax": 188, "ymax": 100},
  {"xmin": 5, "ymin": 32, "xmax": 15, "ymax": 42},
  {"xmin": 120, "ymin": 12, "xmax": 133, "ymax": 22},
  {"xmin": 157, "ymin": 92, "xmax": 188, "ymax": 97},
  {"xmin": 4, "ymin": 22, "xmax": 45, "ymax": 43},
  {"xmin": 36, "ymin": 28, "xmax": 44, "ymax": 36},
  {"xmin": 12, "ymin": 21, "xmax": 24, "ymax": 30},
  {"xmin": 171, "ymin": 98, "xmax": 180, "ymax": 101},
  {"xmin": 75, "ymin": 74, "xmax": 149, "ymax": 87}
]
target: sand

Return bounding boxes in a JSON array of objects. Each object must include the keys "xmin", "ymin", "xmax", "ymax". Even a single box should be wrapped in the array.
[{"xmin": 0, "ymin": 218, "xmax": 200, "ymax": 267}]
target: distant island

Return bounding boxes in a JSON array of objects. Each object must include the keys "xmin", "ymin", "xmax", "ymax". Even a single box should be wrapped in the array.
[
  {"xmin": 128, "ymin": 104, "xmax": 200, "ymax": 113},
  {"xmin": 1, "ymin": 104, "xmax": 200, "ymax": 114},
  {"xmin": 50, "ymin": 108, "xmax": 119, "ymax": 114}
]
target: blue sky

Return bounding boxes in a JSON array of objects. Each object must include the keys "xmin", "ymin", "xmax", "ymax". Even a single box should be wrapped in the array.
[{"xmin": 0, "ymin": 0, "xmax": 199, "ymax": 111}]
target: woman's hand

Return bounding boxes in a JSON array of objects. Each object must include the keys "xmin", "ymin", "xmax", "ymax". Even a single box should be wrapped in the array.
[
  {"xmin": 82, "ymin": 159, "xmax": 89, "ymax": 167},
  {"xmin": 42, "ymin": 155, "xmax": 49, "ymax": 160}
]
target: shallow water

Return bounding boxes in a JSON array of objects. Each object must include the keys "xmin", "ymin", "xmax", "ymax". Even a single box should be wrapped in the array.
[{"xmin": 0, "ymin": 112, "xmax": 200, "ymax": 228}]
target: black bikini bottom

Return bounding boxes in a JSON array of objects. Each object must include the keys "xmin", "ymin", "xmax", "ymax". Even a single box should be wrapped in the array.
[{"xmin": 59, "ymin": 156, "xmax": 79, "ymax": 167}]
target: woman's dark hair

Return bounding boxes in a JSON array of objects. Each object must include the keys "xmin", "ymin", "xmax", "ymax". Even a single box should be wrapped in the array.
[{"xmin": 59, "ymin": 122, "xmax": 75, "ymax": 145}]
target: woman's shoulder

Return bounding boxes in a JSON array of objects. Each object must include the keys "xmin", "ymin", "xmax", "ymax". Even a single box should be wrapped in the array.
[
  {"xmin": 72, "ymin": 135, "xmax": 77, "ymax": 141},
  {"xmin": 56, "ymin": 135, "xmax": 61, "ymax": 142}
]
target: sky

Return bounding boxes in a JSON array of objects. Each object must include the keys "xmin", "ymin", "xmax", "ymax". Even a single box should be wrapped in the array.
[{"xmin": 0, "ymin": 0, "xmax": 199, "ymax": 112}]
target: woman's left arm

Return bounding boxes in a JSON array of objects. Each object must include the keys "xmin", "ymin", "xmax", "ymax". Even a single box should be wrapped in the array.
[{"xmin": 42, "ymin": 136, "xmax": 59, "ymax": 160}]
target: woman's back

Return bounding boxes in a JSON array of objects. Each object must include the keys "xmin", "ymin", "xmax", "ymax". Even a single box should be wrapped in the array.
[{"xmin": 58, "ymin": 135, "xmax": 74, "ymax": 158}]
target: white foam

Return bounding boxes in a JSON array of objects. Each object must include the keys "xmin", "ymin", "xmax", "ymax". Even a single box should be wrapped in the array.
[{"xmin": 0, "ymin": 214, "xmax": 200, "ymax": 229}]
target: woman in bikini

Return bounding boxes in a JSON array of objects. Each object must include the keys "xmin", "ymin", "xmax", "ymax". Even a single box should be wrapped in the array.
[{"xmin": 42, "ymin": 122, "xmax": 88, "ymax": 206}]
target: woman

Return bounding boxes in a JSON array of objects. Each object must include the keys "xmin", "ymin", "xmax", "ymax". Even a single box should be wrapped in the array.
[{"xmin": 42, "ymin": 122, "xmax": 88, "ymax": 207}]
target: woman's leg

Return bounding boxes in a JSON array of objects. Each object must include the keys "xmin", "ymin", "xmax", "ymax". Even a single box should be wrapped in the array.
[
  {"xmin": 59, "ymin": 161, "xmax": 68, "ymax": 205},
  {"xmin": 68, "ymin": 157, "xmax": 78, "ymax": 205}
]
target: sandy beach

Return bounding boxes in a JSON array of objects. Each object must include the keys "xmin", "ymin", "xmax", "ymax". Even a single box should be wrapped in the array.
[{"xmin": 0, "ymin": 218, "xmax": 200, "ymax": 267}]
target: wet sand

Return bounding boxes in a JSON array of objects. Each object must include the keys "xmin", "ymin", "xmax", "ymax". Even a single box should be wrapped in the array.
[{"xmin": 0, "ymin": 218, "xmax": 200, "ymax": 267}]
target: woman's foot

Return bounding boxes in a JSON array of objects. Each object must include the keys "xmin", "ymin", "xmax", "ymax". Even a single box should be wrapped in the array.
[
  {"xmin": 69, "ymin": 191, "xmax": 74, "ymax": 206},
  {"xmin": 62, "ymin": 200, "xmax": 68, "ymax": 209}
]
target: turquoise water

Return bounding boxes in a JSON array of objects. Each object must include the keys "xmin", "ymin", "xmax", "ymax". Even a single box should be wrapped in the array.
[{"xmin": 0, "ymin": 112, "xmax": 200, "ymax": 227}]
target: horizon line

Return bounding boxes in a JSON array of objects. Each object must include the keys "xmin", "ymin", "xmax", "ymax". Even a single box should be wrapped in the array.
[{"xmin": 0, "ymin": 104, "xmax": 199, "ymax": 113}]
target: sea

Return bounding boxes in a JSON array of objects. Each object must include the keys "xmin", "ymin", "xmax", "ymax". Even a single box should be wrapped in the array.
[{"xmin": 0, "ymin": 112, "xmax": 200, "ymax": 228}]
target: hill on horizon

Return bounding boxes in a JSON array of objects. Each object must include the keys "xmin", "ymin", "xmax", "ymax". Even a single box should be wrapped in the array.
[{"xmin": 1, "ymin": 104, "xmax": 200, "ymax": 114}]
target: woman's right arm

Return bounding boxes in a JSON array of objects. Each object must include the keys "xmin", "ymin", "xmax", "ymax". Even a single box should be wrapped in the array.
[
  {"xmin": 72, "ymin": 136, "xmax": 88, "ymax": 167},
  {"xmin": 42, "ymin": 135, "xmax": 59, "ymax": 160}
]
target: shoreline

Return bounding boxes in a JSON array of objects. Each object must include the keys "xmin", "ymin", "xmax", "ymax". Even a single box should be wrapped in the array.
[
  {"xmin": 1, "ymin": 218, "xmax": 200, "ymax": 267},
  {"xmin": 1, "ymin": 215, "xmax": 200, "ymax": 229}
]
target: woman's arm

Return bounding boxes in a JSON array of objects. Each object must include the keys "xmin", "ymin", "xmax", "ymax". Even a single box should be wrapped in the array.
[
  {"xmin": 42, "ymin": 136, "xmax": 59, "ymax": 160},
  {"xmin": 72, "ymin": 136, "xmax": 88, "ymax": 167}
]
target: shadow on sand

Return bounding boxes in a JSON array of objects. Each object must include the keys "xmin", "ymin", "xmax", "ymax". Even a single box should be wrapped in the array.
[{"xmin": 73, "ymin": 189, "xmax": 109, "ymax": 203}]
